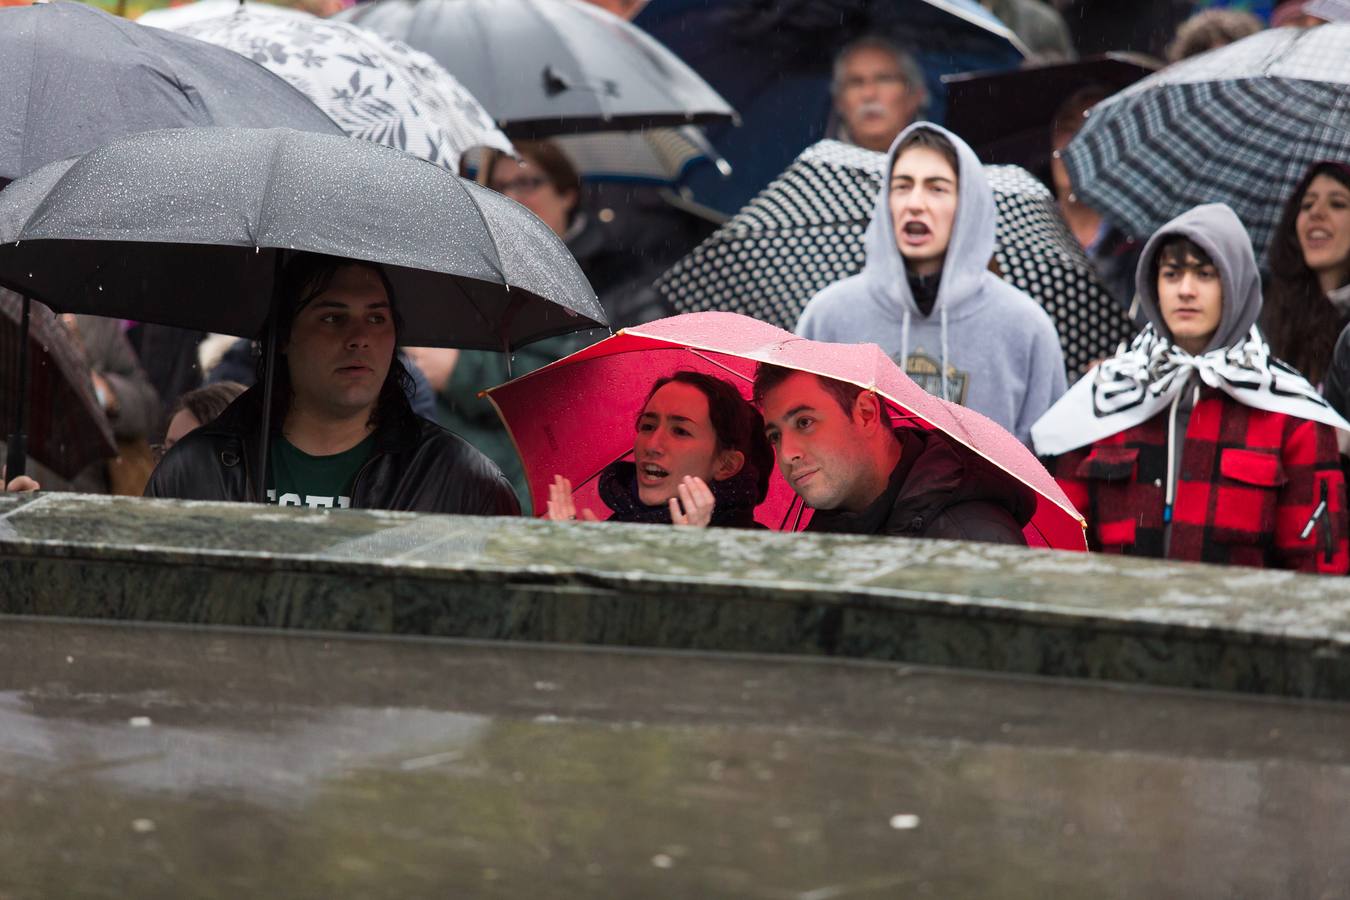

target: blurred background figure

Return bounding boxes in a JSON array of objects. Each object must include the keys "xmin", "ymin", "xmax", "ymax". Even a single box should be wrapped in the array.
[
  {"xmin": 831, "ymin": 36, "xmax": 927, "ymax": 153},
  {"xmin": 1165, "ymin": 8, "xmax": 1264, "ymax": 62},
  {"xmin": 1264, "ymin": 162, "xmax": 1350, "ymax": 389},
  {"xmin": 154, "ymin": 381, "xmax": 246, "ymax": 463},
  {"xmin": 981, "ymin": 0, "xmax": 1077, "ymax": 61},
  {"xmin": 1049, "ymin": 87, "xmax": 1143, "ymax": 316},
  {"xmin": 62, "ymin": 314, "xmax": 161, "ymax": 495}
]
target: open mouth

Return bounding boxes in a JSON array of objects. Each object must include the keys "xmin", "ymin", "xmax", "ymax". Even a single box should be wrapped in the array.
[
  {"xmin": 638, "ymin": 462, "xmax": 669, "ymax": 484},
  {"xmin": 903, "ymin": 222, "xmax": 931, "ymax": 236}
]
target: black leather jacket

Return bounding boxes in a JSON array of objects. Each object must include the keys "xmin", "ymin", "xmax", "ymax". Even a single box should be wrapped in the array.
[
  {"xmin": 806, "ymin": 429, "xmax": 1032, "ymax": 545},
  {"xmin": 145, "ymin": 386, "xmax": 520, "ymax": 516}
]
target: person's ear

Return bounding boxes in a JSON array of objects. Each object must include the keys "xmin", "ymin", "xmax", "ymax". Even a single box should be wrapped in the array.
[
  {"xmin": 561, "ymin": 187, "xmax": 579, "ymax": 215},
  {"xmin": 853, "ymin": 390, "xmax": 882, "ymax": 433},
  {"xmin": 712, "ymin": 448, "xmax": 745, "ymax": 482}
]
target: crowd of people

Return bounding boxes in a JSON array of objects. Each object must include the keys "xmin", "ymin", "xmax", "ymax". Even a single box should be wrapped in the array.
[{"xmin": 4, "ymin": 0, "xmax": 1350, "ymax": 579}]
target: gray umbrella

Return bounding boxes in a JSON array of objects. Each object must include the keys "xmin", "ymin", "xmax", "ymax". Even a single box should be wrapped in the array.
[
  {"xmin": 0, "ymin": 1, "xmax": 341, "ymax": 183},
  {"xmin": 336, "ymin": 0, "xmax": 737, "ymax": 138},
  {"xmin": 0, "ymin": 127, "xmax": 603, "ymax": 349}
]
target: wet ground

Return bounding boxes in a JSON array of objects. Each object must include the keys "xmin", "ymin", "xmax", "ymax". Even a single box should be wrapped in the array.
[{"xmin": 2, "ymin": 617, "xmax": 1348, "ymax": 898}]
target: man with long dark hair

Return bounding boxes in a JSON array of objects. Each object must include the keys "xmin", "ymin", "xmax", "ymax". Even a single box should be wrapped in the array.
[{"xmin": 146, "ymin": 252, "xmax": 519, "ymax": 515}]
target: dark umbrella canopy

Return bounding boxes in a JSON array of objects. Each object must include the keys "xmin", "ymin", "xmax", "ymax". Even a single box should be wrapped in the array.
[
  {"xmin": 337, "ymin": 0, "xmax": 736, "ymax": 138},
  {"xmin": 0, "ymin": 127, "xmax": 604, "ymax": 350},
  {"xmin": 943, "ymin": 53, "xmax": 1159, "ymax": 176},
  {"xmin": 0, "ymin": 1, "xmax": 341, "ymax": 183},
  {"xmin": 0, "ymin": 290, "xmax": 116, "ymax": 481},
  {"xmin": 656, "ymin": 140, "xmax": 1134, "ymax": 378}
]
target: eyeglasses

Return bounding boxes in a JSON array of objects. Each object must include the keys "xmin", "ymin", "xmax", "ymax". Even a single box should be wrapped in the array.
[
  {"xmin": 489, "ymin": 175, "xmax": 551, "ymax": 197},
  {"xmin": 149, "ymin": 441, "xmax": 173, "ymax": 463},
  {"xmin": 838, "ymin": 72, "xmax": 908, "ymax": 92}
]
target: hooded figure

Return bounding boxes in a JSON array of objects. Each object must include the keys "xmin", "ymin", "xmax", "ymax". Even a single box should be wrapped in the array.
[
  {"xmin": 1033, "ymin": 204, "xmax": 1350, "ymax": 574},
  {"xmin": 795, "ymin": 122, "xmax": 1066, "ymax": 446}
]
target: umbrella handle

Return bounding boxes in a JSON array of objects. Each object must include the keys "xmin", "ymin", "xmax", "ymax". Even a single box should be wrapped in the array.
[
  {"xmin": 6, "ymin": 295, "xmax": 32, "ymax": 481},
  {"xmin": 256, "ymin": 254, "xmax": 283, "ymax": 504}
]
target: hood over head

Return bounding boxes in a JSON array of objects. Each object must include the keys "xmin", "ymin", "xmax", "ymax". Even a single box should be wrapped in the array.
[
  {"xmin": 1134, "ymin": 203, "xmax": 1261, "ymax": 353},
  {"xmin": 861, "ymin": 121, "xmax": 996, "ymax": 317}
]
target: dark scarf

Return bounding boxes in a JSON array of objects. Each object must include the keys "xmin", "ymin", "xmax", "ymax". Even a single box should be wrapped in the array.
[
  {"xmin": 597, "ymin": 460, "xmax": 762, "ymax": 528},
  {"xmin": 907, "ymin": 271, "xmax": 941, "ymax": 317}
]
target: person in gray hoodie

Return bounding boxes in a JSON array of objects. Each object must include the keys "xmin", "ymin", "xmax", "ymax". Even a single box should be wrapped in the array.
[
  {"xmin": 1033, "ymin": 203, "xmax": 1350, "ymax": 573},
  {"xmin": 795, "ymin": 122, "xmax": 1066, "ymax": 446}
]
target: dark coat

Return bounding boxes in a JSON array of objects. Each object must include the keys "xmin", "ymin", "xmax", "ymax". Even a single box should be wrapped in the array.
[
  {"xmin": 145, "ymin": 385, "xmax": 519, "ymax": 516},
  {"xmin": 806, "ymin": 429, "xmax": 1032, "ymax": 545},
  {"xmin": 597, "ymin": 460, "xmax": 764, "ymax": 528},
  {"xmin": 1048, "ymin": 389, "xmax": 1349, "ymax": 574}
]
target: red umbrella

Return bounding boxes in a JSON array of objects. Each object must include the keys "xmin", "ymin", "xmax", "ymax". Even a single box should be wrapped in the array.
[{"xmin": 485, "ymin": 312, "xmax": 1087, "ymax": 549}]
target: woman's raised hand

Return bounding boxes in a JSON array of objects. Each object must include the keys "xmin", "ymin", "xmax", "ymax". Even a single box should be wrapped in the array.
[
  {"xmin": 545, "ymin": 474, "xmax": 597, "ymax": 522},
  {"xmin": 669, "ymin": 475, "xmax": 715, "ymax": 528}
]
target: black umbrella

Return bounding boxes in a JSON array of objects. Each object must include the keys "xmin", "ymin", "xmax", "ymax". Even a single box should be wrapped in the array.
[
  {"xmin": 336, "ymin": 0, "xmax": 737, "ymax": 138},
  {"xmin": 0, "ymin": 0, "xmax": 342, "ymax": 482},
  {"xmin": 0, "ymin": 1, "xmax": 341, "ymax": 183},
  {"xmin": 943, "ymin": 53, "xmax": 1160, "ymax": 178},
  {"xmin": 0, "ymin": 127, "xmax": 604, "ymax": 492},
  {"xmin": 655, "ymin": 140, "xmax": 1135, "ymax": 379}
]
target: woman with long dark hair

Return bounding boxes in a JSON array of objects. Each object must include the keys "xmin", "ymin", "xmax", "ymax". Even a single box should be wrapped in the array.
[
  {"xmin": 545, "ymin": 371, "xmax": 774, "ymax": 528},
  {"xmin": 1263, "ymin": 162, "xmax": 1350, "ymax": 387}
]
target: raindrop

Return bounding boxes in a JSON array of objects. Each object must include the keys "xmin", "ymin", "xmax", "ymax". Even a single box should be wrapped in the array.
[
  {"xmin": 651, "ymin": 854, "xmax": 674, "ymax": 869},
  {"xmin": 889, "ymin": 814, "xmax": 920, "ymax": 830},
  {"xmin": 131, "ymin": 819, "xmax": 156, "ymax": 834},
  {"xmin": 129, "ymin": 716, "xmax": 152, "ymax": 727}
]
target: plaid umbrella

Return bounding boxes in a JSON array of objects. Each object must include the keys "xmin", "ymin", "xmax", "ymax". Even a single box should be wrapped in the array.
[
  {"xmin": 656, "ymin": 140, "xmax": 1133, "ymax": 378},
  {"xmin": 1061, "ymin": 23, "xmax": 1350, "ymax": 263},
  {"xmin": 174, "ymin": 7, "xmax": 513, "ymax": 170},
  {"xmin": 0, "ymin": 290, "xmax": 115, "ymax": 481}
]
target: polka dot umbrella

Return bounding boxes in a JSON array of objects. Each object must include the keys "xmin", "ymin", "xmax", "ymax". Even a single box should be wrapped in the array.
[{"xmin": 656, "ymin": 140, "xmax": 1135, "ymax": 379}]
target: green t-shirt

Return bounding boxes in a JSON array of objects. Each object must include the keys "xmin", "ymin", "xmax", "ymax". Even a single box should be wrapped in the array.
[{"xmin": 266, "ymin": 434, "xmax": 376, "ymax": 510}]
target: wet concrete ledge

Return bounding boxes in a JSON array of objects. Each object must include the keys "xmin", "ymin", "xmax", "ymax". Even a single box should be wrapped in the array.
[{"xmin": 2, "ymin": 492, "xmax": 1349, "ymax": 700}]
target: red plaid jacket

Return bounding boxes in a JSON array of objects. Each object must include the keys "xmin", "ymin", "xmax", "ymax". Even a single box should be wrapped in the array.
[{"xmin": 1048, "ymin": 388, "xmax": 1349, "ymax": 574}]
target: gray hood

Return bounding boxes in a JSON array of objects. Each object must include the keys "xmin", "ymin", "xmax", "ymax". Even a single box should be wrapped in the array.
[
  {"xmin": 861, "ymin": 121, "xmax": 997, "ymax": 319},
  {"xmin": 1134, "ymin": 203, "xmax": 1261, "ymax": 354}
]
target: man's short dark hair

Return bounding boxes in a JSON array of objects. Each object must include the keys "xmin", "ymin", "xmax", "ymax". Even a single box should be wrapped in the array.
[
  {"xmin": 752, "ymin": 364, "xmax": 890, "ymax": 428},
  {"xmin": 1153, "ymin": 235, "xmax": 1215, "ymax": 279},
  {"xmin": 830, "ymin": 34, "xmax": 928, "ymax": 108}
]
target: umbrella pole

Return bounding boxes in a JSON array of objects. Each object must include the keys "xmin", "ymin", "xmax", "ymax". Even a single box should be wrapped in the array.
[
  {"xmin": 256, "ymin": 254, "xmax": 283, "ymax": 504},
  {"xmin": 5, "ymin": 295, "xmax": 32, "ymax": 481}
]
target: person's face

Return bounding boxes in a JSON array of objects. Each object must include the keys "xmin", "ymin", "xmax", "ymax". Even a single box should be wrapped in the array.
[
  {"xmin": 488, "ymin": 155, "xmax": 576, "ymax": 238},
  {"xmin": 835, "ymin": 47, "xmax": 922, "ymax": 153},
  {"xmin": 1296, "ymin": 173, "xmax": 1350, "ymax": 285},
  {"xmin": 163, "ymin": 408, "xmax": 201, "ymax": 452},
  {"xmin": 579, "ymin": 0, "xmax": 645, "ymax": 18},
  {"xmin": 633, "ymin": 382, "xmax": 739, "ymax": 506},
  {"xmin": 889, "ymin": 146, "xmax": 958, "ymax": 277},
  {"xmin": 760, "ymin": 373, "xmax": 876, "ymax": 513},
  {"xmin": 284, "ymin": 265, "xmax": 396, "ymax": 421},
  {"xmin": 1157, "ymin": 252, "xmax": 1223, "ymax": 354}
]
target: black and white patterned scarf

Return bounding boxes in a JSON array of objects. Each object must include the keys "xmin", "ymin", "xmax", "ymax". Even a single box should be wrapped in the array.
[{"xmin": 1032, "ymin": 324, "xmax": 1350, "ymax": 456}]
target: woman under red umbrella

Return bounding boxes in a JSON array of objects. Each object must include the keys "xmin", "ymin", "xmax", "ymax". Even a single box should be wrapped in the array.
[{"xmin": 543, "ymin": 371, "xmax": 773, "ymax": 527}]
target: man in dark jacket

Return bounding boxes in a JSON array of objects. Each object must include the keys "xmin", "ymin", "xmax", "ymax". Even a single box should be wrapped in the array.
[
  {"xmin": 145, "ymin": 253, "xmax": 519, "ymax": 516},
  {"xmin": 754, "ymin": 365, "xmax": 1032, "ymax": 544}
]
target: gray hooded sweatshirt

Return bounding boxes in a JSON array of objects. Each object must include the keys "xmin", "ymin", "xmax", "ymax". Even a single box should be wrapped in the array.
[{"xmin": 795, "ymin": 122, "xmax": 1066, "ymax": 445}]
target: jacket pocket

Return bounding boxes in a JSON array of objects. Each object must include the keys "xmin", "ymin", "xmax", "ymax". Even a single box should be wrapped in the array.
[
  {"xmin": 1075, "ymin": 446, "xmax": 1139, "ymax": 482},
  {"xmin": 1213, "ymin": 448, "xmax": 1285, "ymax": 544},
  {"xmin": 1076, "ymin": 447, "xmax": 1142, "ymax": 552}
]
